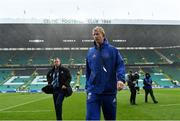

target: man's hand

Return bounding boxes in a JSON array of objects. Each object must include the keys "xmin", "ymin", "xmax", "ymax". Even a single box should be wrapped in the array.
[
  {"xmin": 62, "ymin": 85, "xmax": 67, "ymax": 89},
  {"xmin": 117, "ymin": 81, "xmax": 124, "ymax": 91}
]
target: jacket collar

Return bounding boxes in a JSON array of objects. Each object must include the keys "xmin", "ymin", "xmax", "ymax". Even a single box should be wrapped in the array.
[
  {"xmin": 94, "ymin": 38, "xmax": 108, "ymax": 49},
  {"xmin": 52, "ymin": 65, "xmax": 62, "ymax": 71}
]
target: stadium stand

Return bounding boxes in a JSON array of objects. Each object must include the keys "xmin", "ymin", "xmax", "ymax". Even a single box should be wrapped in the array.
[
  {"xmin": 151, "ymin": 67, "xmax": 175, "ymax": 87},
  {"xmin": 0, "ymin": 24, "xmax": 179, "ymax": 92},
  {"xmin": 0, "ymin": 49, "xmax": 178, "ymax": 66},
  {"xmin": 158, "ymin": 48, "xmax": 180, "ymax": 62},
  {"xmin": 160, "ymin": 66, "xmax": 180, "ymax": 82}
]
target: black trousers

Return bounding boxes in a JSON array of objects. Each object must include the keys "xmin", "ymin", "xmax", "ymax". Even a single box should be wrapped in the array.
[
  {"xmin": 129, "ymin": 86, "xmax": 136, "ymax": 104},
  {"xmin": 144, "ymin": 88, "xmax": 156, "ymax": 103},
  {"xmin": 53, "ymin": 91, "xmax": 65, "ymax": 120}
]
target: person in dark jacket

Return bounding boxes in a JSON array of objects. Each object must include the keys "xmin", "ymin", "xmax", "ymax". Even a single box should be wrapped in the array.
[
  {"xmin": 134, "ymin": 72, "xmax": 140, "ymax": 94},
  {"xmin": 86, "ymin": 26, "xmax": 125, "ymax": 120},
  {"xmin": 47, "ymin": 57, "xmax": 71, "ymax": 120},
  {"xmin": 143, "ymin": 73, "xmax": 158, "ymax": 104},
  {"xmin": 127, "ymin": 71, "xmax": 137, "ymax": 105}
]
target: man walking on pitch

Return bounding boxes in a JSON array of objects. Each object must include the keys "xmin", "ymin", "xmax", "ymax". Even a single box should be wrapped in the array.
[{"xmin": 85, "ymin": 26, "xmax": 125, "ymax": 120}]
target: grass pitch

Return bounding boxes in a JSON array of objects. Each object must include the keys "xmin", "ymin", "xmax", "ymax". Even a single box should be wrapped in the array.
[{"xmin": 0, "ymin": 88, "xmax": 180, "ymax": 120}]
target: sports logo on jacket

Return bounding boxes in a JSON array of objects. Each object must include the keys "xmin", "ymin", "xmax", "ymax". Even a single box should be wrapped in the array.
[{"xmin": 92, "ymin": 54, "xmax": 96, "ymax": 58}]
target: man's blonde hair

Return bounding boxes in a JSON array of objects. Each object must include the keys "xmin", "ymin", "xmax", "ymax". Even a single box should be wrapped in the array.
[{"xmin": 92, "ymin": 26, "xmax": 105, "ymax": 37}]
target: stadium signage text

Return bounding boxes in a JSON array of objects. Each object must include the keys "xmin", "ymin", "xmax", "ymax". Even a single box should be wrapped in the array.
[{"xmin": 43, "ymin": 18, "xmax": 111, "ymax": 24}]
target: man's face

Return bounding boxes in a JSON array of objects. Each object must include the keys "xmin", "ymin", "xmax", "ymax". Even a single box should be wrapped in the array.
[
  {"xmin": 93, "ymin": 30, "xmax": 104, "ymax": 44},
  {"xmin": 54, "ymin": 58, "xmax": 61, "ymax": 67}
]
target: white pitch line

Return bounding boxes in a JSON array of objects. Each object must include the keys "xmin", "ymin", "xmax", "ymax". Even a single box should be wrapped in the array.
[
  {"xmin": 160, "ymin": 103, "xmax": 180, "ymax": 107},
  {"xmin": 0, "ymin": 110, "xmax": 52, "ymax": 113},
  {"xmin": 0, "ymin": 96, "xmax": 51, "ymax": 112}
]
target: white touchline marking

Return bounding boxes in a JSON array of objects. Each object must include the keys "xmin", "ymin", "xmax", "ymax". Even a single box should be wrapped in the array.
[
  {"xmin": 0, "ymin": 96, "xmax": 51, "ymax": 112},
  {"xmin": 160, "ymin": 104, "xmax": 180, "ymax": 107},
  {"xmin": 0, "ymin": 110, "xmax": 53, "ymax": 113}
]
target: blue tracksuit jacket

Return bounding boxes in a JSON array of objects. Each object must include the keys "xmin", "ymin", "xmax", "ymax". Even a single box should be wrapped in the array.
[
  {"xmin": 143, "ymin": 77, "xmax": 153, "ymax": 89},
  {"xmin": 85, "ymin": 38, "xmax": 125, "ymax": 94}
]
